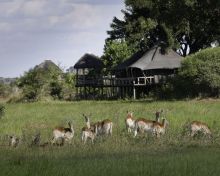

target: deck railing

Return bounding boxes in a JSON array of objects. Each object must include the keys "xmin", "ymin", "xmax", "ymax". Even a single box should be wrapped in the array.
[{"xmin": 76, "ymin": 76, "xmax": 155, "ymax": 87}]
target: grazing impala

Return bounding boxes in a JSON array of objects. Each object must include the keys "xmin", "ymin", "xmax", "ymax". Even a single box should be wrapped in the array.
[
  {"xmin": 125, "ymin": 111, "xmax": 135, "ymax": 133},
  {"xmin": 83, "ymin": 114, "xmax": 113, "ymax": 136},
  {"xmin": 188, "ymin": 121, "xmax": 212, "ymax": 138},
  {"xmin": 52, "ymin": 122, "xmax": 74, "ymax": 144}
]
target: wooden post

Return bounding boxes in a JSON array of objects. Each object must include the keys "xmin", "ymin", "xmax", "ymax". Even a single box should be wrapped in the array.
[
  {"xmin": 133, "ymin": 80, "xmax": 136, "ymax": 100},
  {"xmin": 133, "ymin": 86, "xmax": 136, "ymax": 100},
  {"xmin": 76, "ymin": 87, "xmax": 78, "ymax": 99}
]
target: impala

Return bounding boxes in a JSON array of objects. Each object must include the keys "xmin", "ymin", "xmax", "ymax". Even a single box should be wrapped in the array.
[
  {"xmin": 188, "ymin": 121, "xmax": 212, "ymax": 138},
  {"xmin": 134, "ymin": 117, "xmax": 168, "ymax": 137},
  {"xmin": 155, "ymin": 109, "xmax": 163, "ymax": 122},
  {"xmin": 81, "ymin": 125, "xmax": 97, "ymax": 144},
  {"xmin": 52, "ymin": 121, "xmax": 74, "ymax": 144},
  {"xmin": 83, "ymin": 114, "xmax": 113, "ymax": 136},
  {"xmin": 125, "ymin": 111, "xmax": 135, "ymax": 133},
  {"xmin": 152, "ymin": 118, "xmax": 168, "ymax": 137}
]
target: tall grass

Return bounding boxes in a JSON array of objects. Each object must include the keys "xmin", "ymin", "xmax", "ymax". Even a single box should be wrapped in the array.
[{"xmin": 0, "ymin": 100, "xmax": 220, "ymax": 175}]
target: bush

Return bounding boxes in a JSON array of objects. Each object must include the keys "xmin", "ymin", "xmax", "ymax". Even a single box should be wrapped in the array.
[
  {"xmin": 151, "ymin": 47, "xmax": 220, "ymax": 99},
  {"xmin": 177, "ymin": 47, "xmax": 220, "ymax": 98},
  {"xmin": 0, "ymin": 104, "xmax": 5, "ymax": 119},
  {"xmin": 0, "ymin": 83, "xmax": 14, "ymax": 98}
]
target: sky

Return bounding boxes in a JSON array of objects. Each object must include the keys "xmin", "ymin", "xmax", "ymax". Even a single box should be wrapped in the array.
[{"xmin": 0, "ymin": 0, "xmax": 124, "ymax": 77}]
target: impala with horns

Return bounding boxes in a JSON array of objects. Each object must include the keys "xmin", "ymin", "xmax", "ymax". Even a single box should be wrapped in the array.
[
  {"xmin": 83, "ymin": 114, "xmax": 113, "ymax": 136},
  {"xmin": 52, "ymin": 121, "xmax": 74, "ymax": 144}
]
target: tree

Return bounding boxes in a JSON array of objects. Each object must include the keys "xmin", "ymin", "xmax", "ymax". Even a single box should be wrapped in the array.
[
  {"xmin": 16, "ymin": 61, "xmax": 76, "ymax": 101},
  {"xmin": 17, "ymin": 61, "xmax": 63, "ymax": 101},
  {"xmin": 102, "ymin": 40, "xmax": 133, "ymax": 72},
  {"xmin": 107, "ymin": 0, "xmax": 220, "ymax": 56}
]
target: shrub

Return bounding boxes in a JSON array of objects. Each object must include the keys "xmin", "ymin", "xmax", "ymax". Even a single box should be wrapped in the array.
[{"xmin": 177, "ymin": 47, "xmax": 220, "ymax": 98}]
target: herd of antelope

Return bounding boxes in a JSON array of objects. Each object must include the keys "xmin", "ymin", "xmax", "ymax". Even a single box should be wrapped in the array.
[{"xmin": 7, "ymin": 110, "xmax": 212, "ymax": 147}]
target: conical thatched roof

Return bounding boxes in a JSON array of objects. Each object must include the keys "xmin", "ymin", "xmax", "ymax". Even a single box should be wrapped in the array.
[
  {"xmin": 115, "ymin": 46, "xmax": 183, "ymax": 70},
  {"xmin": 74, "ymin": 53, "xmax": 103, "ymax": 69},
  {"xmin": 34, "ymin": 60, "xmax": 62, "ymax": 72}
]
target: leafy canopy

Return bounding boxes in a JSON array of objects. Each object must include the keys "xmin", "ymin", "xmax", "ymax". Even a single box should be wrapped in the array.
[
  {"xmin": 107, "ymin": 0, "xmax": 220, "ymax": 56},
  {"xmin": 102, "ymin": 40, "xmax": 133, "ymax": 72}
]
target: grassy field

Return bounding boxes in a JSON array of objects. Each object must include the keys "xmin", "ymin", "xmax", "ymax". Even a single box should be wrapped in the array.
[{"xmin": 1, "ymin": 100, "xmax": 220, "ymax": 176}]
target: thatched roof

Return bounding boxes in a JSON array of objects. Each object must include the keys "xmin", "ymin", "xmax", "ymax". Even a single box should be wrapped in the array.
[
  {"xmin": 74, "ymin": 53, "xmax": 104, "ymax": 69},
  {"xmin": 34, "ymin": 60, "xmax": 62, "ymax": 72},
  {"xmin": 115, "ymin": 46, "xmax": 183, "ymax": 70}
]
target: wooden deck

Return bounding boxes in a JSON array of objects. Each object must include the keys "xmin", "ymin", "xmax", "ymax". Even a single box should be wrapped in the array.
[{"xmin": 75, "ymin": 76, "xmax": 155, "ymax": 87}]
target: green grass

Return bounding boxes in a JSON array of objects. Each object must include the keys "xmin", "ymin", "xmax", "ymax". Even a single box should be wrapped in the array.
[{"xmin": 1, "ymin": 100, "xmax": 220, "ymax": 175}]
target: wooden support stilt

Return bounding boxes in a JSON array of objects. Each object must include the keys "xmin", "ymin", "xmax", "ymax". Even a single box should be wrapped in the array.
[{"xmin": 133, "ymin": 86, "xmax": 136, "ymax": 100}]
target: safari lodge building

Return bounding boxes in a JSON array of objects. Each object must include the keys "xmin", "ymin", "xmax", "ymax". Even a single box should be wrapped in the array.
[{"xmin": 73, "ymin": 46, "xmax": 182, "ymax": 99}]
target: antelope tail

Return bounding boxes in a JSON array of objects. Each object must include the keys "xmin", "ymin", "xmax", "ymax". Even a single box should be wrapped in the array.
[{"xmin": 109, "ymin": 122, "xmax": 113, "ymax": 135}]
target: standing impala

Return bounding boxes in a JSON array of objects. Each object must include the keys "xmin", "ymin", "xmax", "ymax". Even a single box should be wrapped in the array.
[
  {"xmin": 125, "ymin": 111, "xmax": 135, "ymax": 133},
  {"xmin": 188, "ymin": 121, "xmax": 212, "ymax": 137},
  {"xmin": 52, "ymin": 121, "xmax": 74, "ymax": 144},
  {"xmin": 95, "ymin": 119, "xmax": 113, "ymax": 136},
  {"xmin": 134, "ymin": 117, "xmax": 168, "ymax": 137},
  {"xmin": 134, "ymin": 118, "xmax": 155, "ymax": 137},
  {"xmin": 81, "ymin": 114, "xmax": 97, "ymax": 144},
  {"xmin": 155, "ymin": 109, "xmax": 163, "ymax": 122},
  {"xmin": 152, "ymin": 118, "xmax": 168, "ymax": 137},
  {"xmin": 83, "ymin": 114, "xmax": 113, "ymax": 136},
  {"xmin": 81, "ymin": 125, "xmax": 97, "ymax": 144}
]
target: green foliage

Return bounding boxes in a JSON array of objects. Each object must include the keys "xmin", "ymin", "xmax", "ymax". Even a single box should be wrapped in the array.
[
  {"xmin": 16, "ymin": 63, "xmax": 76, "ymax": 101},
  {"xmin": 0, "ymin": 83, "xmax": 14, "ymax": 98},
  {"xmin": 50, "ymin": 81, "xmax": 63, "ymax": 99},
  {"xmin": 107, "ymin": 0, "xmax": 220, "ymax": 56},
  {"xmin": 176, "ymin": 47, "xmax": 220, "ymax": 97},
  {"xmin": 0, "ymin": 104, "xmax": 5, "ymax": 119},
  {"xmin": 102, "ymin": 40, "xmax": 134, "ymax": 72},
  {"xmin": 0, "ymin": 83, "xmax": 9, "ymax": 97}
]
